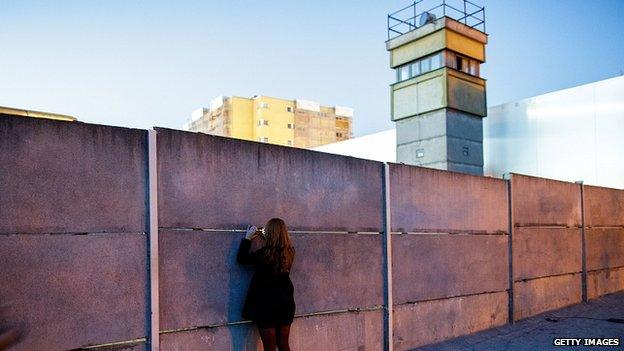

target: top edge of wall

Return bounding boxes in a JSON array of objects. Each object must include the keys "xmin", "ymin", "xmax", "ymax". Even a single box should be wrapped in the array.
[
  {"xmin": 155, "ymin": 127, "xmax": 384, "ymax": 166},
  {"xmin": 389, "ymin": 162, "xmax": 506, "ymax": 183}
]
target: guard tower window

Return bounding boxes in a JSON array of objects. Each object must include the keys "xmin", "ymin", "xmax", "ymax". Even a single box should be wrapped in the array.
[
  {"xmin": 398, "ymin": 65, "xmax": 410, "ymax": 81},
  {"xmin": 430, "ymin": 53, "xmax": 442, "ymax": 70},
  {"xmin": 420, "ymin": 57, "xmax": 431, "ymax": 72},
  {"xmin": 461, "ymin": 59, "xmax": 470, "ymax": 74},
  {"xmin": 410, "ymin": 61, "xmax": 420, "ymax": 76},
  {"xmin": 449, "ymin": 53, "xmax": 480, "ymax": 77},
  {"xmin": 469, "ymin": 60, "xmax": 479, "ymax": 76},
  {"xmin": 456, "ymin": 56, "xmax": 464, "ymax": 71},
  {"xmin": 396, "ymin": 52, "xmax": 443, "ymax": 82}
]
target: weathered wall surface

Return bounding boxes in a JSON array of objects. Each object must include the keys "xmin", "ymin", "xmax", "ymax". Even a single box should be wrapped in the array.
[
  {"xmin": 389, "ymin": 164, "xmax": 509, "ymax": 350},
  {"xmin": 389, "ymin": 165, "xmax": 507, "ymax": 233},
  {"xmin": 160, "ymin": 310, "xmax": 383, "ymax": 351},
  {"xmin": 393, "ymin": 292, "xmax": 508, "ymax": 350},
  {"xmin": 0, "ymin": 116, "xmax": 149, "ymax": 350},
  {"xmin": 156, "ymin": 128, "xmax": 382, "ymax": 232},
  {"xmin": 156, "ymin": 129, "xmax": 384, "ymax": 349},
  {"xmin": 511, "ymin": 174, "xmax": 582, "ymax": 321},
  {"xmin": 584, "ymin": 185, "xmax": 624, "ymax": 299},
  {"xmin": 0, "ymin": 116, "xmax": 148, "ymax": 234},
  {"xmin": 1, "ymin": 117, "xmax": 622, "ymax": 350}
]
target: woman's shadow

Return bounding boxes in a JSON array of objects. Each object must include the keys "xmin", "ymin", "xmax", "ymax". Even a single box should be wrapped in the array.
[{"xmin": 226, "ymin": 234, "xmax": 260, "ymax": 350}]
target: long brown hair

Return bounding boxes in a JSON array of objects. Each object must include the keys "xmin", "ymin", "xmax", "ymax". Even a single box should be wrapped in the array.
[{"xmin": 261, "ymin": 218, "xmax": 295, "ymax": 273}]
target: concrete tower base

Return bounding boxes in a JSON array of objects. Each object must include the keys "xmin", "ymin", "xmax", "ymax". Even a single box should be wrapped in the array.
[{"xmin": 396, "ymin": 109, "xmax": 483, "ymax": 176}]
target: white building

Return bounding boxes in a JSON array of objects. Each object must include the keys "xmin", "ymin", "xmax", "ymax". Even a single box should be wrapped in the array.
[{"xmin": 313, "ymin": 75, "xmax": 624, "ymax": 189}]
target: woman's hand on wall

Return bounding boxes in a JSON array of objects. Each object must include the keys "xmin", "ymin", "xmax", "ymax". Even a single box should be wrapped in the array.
[{"xmin": 245, "ymin": 225, "xmax": 258, "ymax": 240}]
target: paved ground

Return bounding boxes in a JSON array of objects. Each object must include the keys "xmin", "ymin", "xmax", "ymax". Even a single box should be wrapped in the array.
[{"xmin": 415, "ymin": 292, "xmax": 624, "ymax": 351}]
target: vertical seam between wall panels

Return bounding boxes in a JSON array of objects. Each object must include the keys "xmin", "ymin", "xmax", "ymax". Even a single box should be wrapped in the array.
[
  {"xmin": 383, "ymin": 163, "xmax": 393, "ymax": 351},
  {"xmin": 580, "ymin": 182, "xmax": 588, "ymax": 302},
  {"xmin": 507, "ymin": 177, "xmax": 514, "ymax": 324},
  {"xmin": 148, "ymin": 130, "xmax": 160, "ymax": 351}
]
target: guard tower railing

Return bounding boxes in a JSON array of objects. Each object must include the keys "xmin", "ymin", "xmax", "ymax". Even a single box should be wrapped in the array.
[{"xmin": 388, "ymin": 0, "xmax": 485, "ymax": 40}]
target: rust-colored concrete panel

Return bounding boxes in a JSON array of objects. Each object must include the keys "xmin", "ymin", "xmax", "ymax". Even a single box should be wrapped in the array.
[
  {"xmin": 158, "ymin": 230, "xmax": 383, "ymax": 330},
  {"xmin": 389, "ymin": 164, "xmax": 508, "ymax": 233},
  {"xmin": 392, "ymin": 234, "xmax": 508, "ymax": 304},
  {"xmin": 292, "ymin": 234, "xmax": 384, "ymax": 315},
  {"xmin": 156, "ymin": 128, "xmax": 383, "ymax": 232},
  {"xmin": 0, "ymin": 234, "xmax": 148, "ymax": 351},
  {"xmin": 159, "ymin": 310, "xmax": 383, "ymax": 351},
  {"xmin": 511, "ymin": 174, "xmax": 581, "ymax": 227},
  {"xmin": 584, "ymin": 185, "xmax": 624, "ymax": 227},
  {"xmin": 0, "ymin": 116, "xmax": 148, "ymax": 234},
  {"xmin": 513, "ymin": 274, "xmax": 582, "ymax": 321},
  {"xmin": 586, "ymin": 228, "xmax": 624, "ymax": 271},
  {"xmin": 587, "ymin": 267, "xmax": 624, "ymax": 300},
  {"xmin": 513, "ymin": 228, "xmax": 582, "ymax": 281},
  {"xmin": 393, "ymin": 292, "xmax": 508, "ymax": 350}
]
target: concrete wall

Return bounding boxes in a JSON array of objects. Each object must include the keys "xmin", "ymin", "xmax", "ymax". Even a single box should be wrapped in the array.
[
  {"xmin": 389, "ymin": 164, "xmax": 509, "ymax": 350},
  {"xmin": 446, "ymin": 70, "xmax": 487, "ymax": 117},
  {"xmin": 510, "ymin": 174, "xmax": 583, "ymax": 321},
  {"xmin": 395, "ymin": 109, "xmax": 484, "ymax": 176},
  {"xmin": 1, "ymin": 116, "xmax": 622, "ymax": 350},
  {"xmin": 0, "ymin": 116, "xmax": 149, "ymax": 350},
  {"xmin": 583, "ymin": 185, "xmax": 624, "ymax": 299},
  {"xmin": 391, "ymin": 68, "xmax": 487, "ymax": 121},
  {"xmin": 391, "ymin": 70, "xmax": 446, "ymax": 121},
  {"xmin": 155, "ymin": 128, "xmax": 384, "ymax": 349}
]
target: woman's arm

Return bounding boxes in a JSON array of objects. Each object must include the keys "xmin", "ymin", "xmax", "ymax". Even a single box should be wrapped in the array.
[
  {"xmin": 237, "ymin": 225, "xmax": 264, "ymax": 264},
  {"xmin": 236, "ymin": 238, "xmax": 255, "ymax": 265}
]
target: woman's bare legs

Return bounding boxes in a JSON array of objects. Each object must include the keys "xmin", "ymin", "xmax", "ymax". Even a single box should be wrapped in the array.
[
  {"xmin": 258, "ymin": 327, "xmax": 277, "ymax": 351},
  {"xmin": 276, "ymin": 325, "xmax": 291, "ymax": 351}
]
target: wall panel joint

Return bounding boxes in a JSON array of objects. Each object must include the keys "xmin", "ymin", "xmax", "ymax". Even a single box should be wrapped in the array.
[
  {"xmin": 382, "ymin": 163, "xmax": 393, "ymax": 351},
  {"xmin": 148, "ymin": 130, "xmax": 160, "ymax": 351}
]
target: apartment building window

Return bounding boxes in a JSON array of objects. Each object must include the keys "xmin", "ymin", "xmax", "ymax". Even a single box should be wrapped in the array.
[
  {"xmin": 287, "ymin": 140, "xmax": 293, "ymax": 146},
  {"xmin": 257, "ymin": 102, "xmax": 269, "ymax": 109},
  {"xmin": 257, "ymin": 119, "xmax": 269, "ymax": 126},
  {"xmin": 336, "ymin": 132, "xmax": 343, "ymax": 138},
  {"xmin": 287, "ymin": 123, "xmax": 294, "ymax": 129},
  {"xmin": 287, "ymin": 106, "xmax": 293, "ymax": 112},
  {"xmin": 258, "ymin": 137, "xmax": 269, "ymax": 142}
]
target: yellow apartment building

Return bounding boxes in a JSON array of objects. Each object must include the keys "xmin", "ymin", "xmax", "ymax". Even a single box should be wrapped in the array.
[
  {"xmin": 0, "ymin": 106, "xmax": 77, "ymax": 122},
  {"xmin": 183, "ymin": 95, "xmax": 353, "ymax": 148}
]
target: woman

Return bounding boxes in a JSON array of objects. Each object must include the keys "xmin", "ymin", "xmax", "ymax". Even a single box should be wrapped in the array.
[{"xmin": 237, "ymin": 218, "xmax": 296, "ymax": 351}]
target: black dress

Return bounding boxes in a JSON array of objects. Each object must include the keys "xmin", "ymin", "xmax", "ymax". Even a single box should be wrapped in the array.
[{"xmin": 237, "ymin": 238, "xmax": 295, "ymax": 328}]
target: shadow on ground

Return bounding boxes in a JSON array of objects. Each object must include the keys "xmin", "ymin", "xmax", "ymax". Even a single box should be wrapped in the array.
[{"xmin": 414, "ymin": 292, "xmax": 624, "ymax": 351}]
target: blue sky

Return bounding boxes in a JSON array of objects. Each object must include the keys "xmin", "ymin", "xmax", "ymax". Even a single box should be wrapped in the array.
[{"xmin": 1, "ymin": 0, "xmax": 623, "ymax": 136}]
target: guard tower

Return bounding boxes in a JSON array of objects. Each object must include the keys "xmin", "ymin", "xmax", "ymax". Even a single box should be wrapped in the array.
[{"xmin": 387, "ymin": 0, "xmax": 487, "ymax": 175}]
